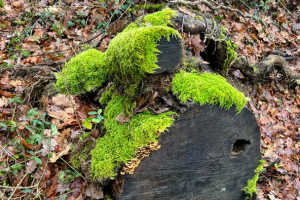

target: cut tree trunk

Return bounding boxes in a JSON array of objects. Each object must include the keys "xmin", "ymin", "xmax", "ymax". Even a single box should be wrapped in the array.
[
  {"xmin": 116, "ymin": 104, "xmax": 261, "ymax": 200},
  {"xmin": 155, "ymin": 36, "xmax": 183, "ymax": 74}
]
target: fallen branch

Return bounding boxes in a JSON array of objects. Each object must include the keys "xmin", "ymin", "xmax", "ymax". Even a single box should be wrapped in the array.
[{"xmin": 166, "ymin": 0, "xmax": 252, "ymax": 18}]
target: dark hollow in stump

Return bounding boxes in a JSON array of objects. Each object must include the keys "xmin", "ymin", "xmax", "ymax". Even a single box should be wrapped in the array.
[
  {"xmin": 117, "ymin": 104, "xmax": 261, "ymax": 200},
  {"xmin": 155, "ymin": 36, "xmax": 183, "ymax": 74}
]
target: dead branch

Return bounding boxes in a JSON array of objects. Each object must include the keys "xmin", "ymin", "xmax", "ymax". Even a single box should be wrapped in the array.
[{"xmin": 166, "ymin": 0, "xmax": 252, "ymax": 18}]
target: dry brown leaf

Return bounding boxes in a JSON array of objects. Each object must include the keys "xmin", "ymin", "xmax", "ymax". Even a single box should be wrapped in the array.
[
  {"xmin": 52, "ymin": 94, "xmax": 76, "ymax": 108},
  {"xmin": 0, "ymin": 71, "xmax": 9, "ymax": 85},
  {"xmin": 178, "ymin": 7, "xmax": 195, "ymax": 17},
  {"xmin": 115, "ymin": 112, "xmax": 132, "ymax": 125},
  {"xmin": 0, "ymin": 96, "xmax": 10, "ymax": 107},
  {"xmin": 49, "ymin": 143, "xmax": 72, "ymax": 163},
  {"xmin": 58, "ymin": 128, "xmax": 70, "ymax": 147}
]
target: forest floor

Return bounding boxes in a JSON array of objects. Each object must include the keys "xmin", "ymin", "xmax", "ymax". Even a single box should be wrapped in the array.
[{"xmin": 0, "ymin": 0, "xmax": 300, "ymax": 199}]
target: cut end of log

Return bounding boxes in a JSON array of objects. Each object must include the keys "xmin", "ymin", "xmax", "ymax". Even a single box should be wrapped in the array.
[{"xmin": 155, "ymin": 36, "xmax": 183, "ymax": 74}]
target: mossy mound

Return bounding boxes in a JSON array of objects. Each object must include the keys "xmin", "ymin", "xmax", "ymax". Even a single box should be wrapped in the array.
[
  {"xmin": 55, "ymin": 9, "xmax": 180, "ymax": 110},
  {"xmin": 172, "ymin": 70, "xmax": 247, "ymax": 113},
  {"xmin": 91, "ymin": 95, "xmax": 176, "ymax": 181},
  {"xmin": 105, "ymin": 25, "xmax": 180, "ymax": 101},
  {"xmin": 55, "ymin": 49, "xmax": 107, "ymax": 95}
]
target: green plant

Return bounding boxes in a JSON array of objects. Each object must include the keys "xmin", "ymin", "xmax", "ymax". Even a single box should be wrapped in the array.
[
  {"xmin": 52, "ymin": 22, "xmax": 66, "ymax": 36},
  {"xmin": 171, "ymin": 70, "xmax": 247, "ymax": 113},
  {"xmin": 242, "ymin": 160, "xmax": 266, "ymax": 199},
  {"xmin": 82, "ymin": 109, "xmax": 104, "ymax": 129},
  {"xmin": 58, "ymin": 170, "xmax": 80, "ymax": 183}
]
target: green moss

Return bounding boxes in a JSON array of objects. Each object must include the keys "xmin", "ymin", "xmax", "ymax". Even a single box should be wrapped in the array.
[
  {"xmin": 55, "ymin": 9, "xmax": 180, "ymax": 114},
  {"xmin": 70, "ymin": 141, "xmax": 93, "ymax": 170},
  {"xmin": 143, "ymin": 8, "xmax": 177, "ymax": 26},
  {"xmin": 172, "ymin": 70, "xmax": 247, "ymax": 113},
  {"xmin": 224, "ymin": 40, "xmax": 238, "ymax": 69},
  {"xmin": 55, "ymin": 49, "xmax": 107, "ymax": 95},
  {"xmin": 193, "ymin": 15, "xmax": 203, "ymax": 20},
  {"xmin": 105, "ymin": 25, "xmax": 180, "ymax": 113},
  {"xmin": 91, "ymin": 94, "xmax": 176, "ymax": 181},
  {"xmin": 242, "ymin": 160, "xmax": 265, "ymax": 199},
  {"xmin": 99, "ymin": 85, "xmax": 115, "ymax": 105},
  {"xmin": 218, "ymin": 26, "xmax": 238, "ymax": 70}
]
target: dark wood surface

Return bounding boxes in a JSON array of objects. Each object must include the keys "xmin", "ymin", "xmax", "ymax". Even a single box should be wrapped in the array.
[
  {"xmin": 117, "ymin": 104, "xmax": 261, "ymax": 200},
  {"xmin": 155, "ymin": 36, "xmax": 182, "ymax": 74}
]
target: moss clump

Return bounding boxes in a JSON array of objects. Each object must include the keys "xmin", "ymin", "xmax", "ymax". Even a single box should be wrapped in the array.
[
  {"xmin": 242, "ymin": 160, "xmax": 265, "ymax": 199},
  {"xmin": 91, "ymin": 94, "xmax": 175, "ymax": 181},
  {"xmin": 105, "ymin": 25, "xmax": 180, "ymax": 105},
  {"xmin": 55, "ymin": 9, "xmax": 180, "ymax": 114},
  {"xmin": 143, "ymin": 7, "xmax": 177, "ymax": 26},
  {"xmin": 55, "ymin": 49, "xmax": 107, "ymax": 95},
  {"xmin": 124, "ymin": 8, "xmax": 177, "ymax": 32},
  {"xmin": 172, "ymin": 70, "xmax": 247, "ymax": 113},
  {"xmin": 224, "ymin": 40, "xmax": 238, "ymax": 69},
  {"xmin": 218, "ymin": 26, "xmax": 238, "ymax": 70}
]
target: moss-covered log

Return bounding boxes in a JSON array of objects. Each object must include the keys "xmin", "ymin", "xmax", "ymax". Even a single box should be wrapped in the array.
[
  {"xmin": 116, "ymin": 104, "xmax": 261, "ymax": 200},
  {"xmin": 55, "ymin": 8, "xmax": 263, "ymax": 199}
]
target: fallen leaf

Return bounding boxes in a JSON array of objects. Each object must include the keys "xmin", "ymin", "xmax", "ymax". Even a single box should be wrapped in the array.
[
  {"xmin": 26, "ymin": 160, "xmax": 37, "ymax": 173},
  {"xmin": 178, "ymin": 7, "xmax": 195, "ymax": 17},
  {"xmin": 52, "ymin": 94, "xmax": 76, "ymax": 108},
  {"xmin": 49, "ymin": 143, "xmax": 72, "ymax": 163}
]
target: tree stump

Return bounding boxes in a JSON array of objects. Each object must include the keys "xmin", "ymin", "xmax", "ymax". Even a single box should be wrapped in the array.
[{"xmin": 117, "ymin": 104, "xmax": 261, "ymax": 200}]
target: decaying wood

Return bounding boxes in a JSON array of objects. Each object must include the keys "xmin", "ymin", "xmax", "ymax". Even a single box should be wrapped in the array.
[
  {"xmin": 233, "ymin": 55, "xmax": 300, "ymax": 82},
  {"xmin": 166, "ymin": 0, "xmax": 252, "ymax": 18},
  {"xmin": 117, "ymin": 104, "xmax": 261, "ymax": 200},
  {"xmin": 170, "ymin": 10, "xmax": 300, "ymax": 84},
  {"xmin": 155, "ymin": 36, "xmax": 183, "ymax": 74}
]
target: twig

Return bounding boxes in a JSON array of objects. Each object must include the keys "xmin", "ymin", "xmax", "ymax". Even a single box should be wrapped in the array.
[
  {"xmin": 0, "ymin": 184, "xmax": 39, "ymax": 189},
  {"xmin": 59, "ymin": 157, "xmax": 87, "ymax": 182}
]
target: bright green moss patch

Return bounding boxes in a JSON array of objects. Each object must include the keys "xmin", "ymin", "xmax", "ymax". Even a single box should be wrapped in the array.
[
  {"xmin": 242, "ymin": 160, "xmax": 265, "ymax": 199},
  {"xmin": 143, "ymin": 8, "xmax": 177, "ymax": 26},
  {"xmin": 55, "ymin": 49, "xmax": 107, "ymax": 95},
  {"xmin": 172, "ymin": 70, "xmax": 247, "ymax": 113},
  {"xmin": 105, "ymin": 25, "xmax": 180, "ymax": 103},
  {"xmin": 91, "ymin": 94, "xmax": 175, "ymax": 181},
  {"xmin": 123, "ymin": 8, "xmax": 176, "ymax": 32}
]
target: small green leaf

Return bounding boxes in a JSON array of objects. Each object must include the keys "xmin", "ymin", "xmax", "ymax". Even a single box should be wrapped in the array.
[
  {"xmin": 83, "ymin": 119, "xmax": 92, "ymax": 129},
  {"xmin": 0, "ymin": 0, "xmax": 4, "ymax": 8},
  {"xmin": 67, "ymin": 20, "xmax": 74, "ymax": 28},
  {"xmin": 59, "ymin": 171, "xmax": 65, "ymax": 181},
  {"xmin": 97, "ymin": 115, "xmax": 104, "ymax": 121},
  {"xmin": 92, "ymin": 118, "xmax": 100, "ymax": 123},
  {"xmin": 31, "ymin": 156, "xmax": 42, "ymax": 164},
  {"xmin": 88, "ymin": 111, "xmax": 97, "ymax": 115},
  {"xmin": 29, "ymin": 134, "xmax": 42, "ymax": 145}
]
